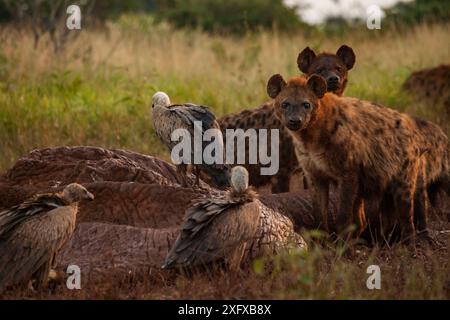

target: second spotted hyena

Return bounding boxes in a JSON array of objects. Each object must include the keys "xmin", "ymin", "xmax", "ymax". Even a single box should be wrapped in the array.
[
  {"xmin": 266, "ymin": 74, "xmax": 450, "ymax": 242},
  {"xmin": 219, "ymin": 45, "xmax": 356, "ymax": 193},
  {"xmin": 297, "ymin": 45, "xmax": 355, "ymax": 96}
]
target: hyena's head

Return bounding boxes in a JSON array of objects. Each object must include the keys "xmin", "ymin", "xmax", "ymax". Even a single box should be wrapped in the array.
[
  {"xmin": 267, "ymin": 74, "xmax": 327, "ymax": 132},
  {"xmin": 297, "ymin": 45, "xmax": 355, "ymax": 96}
]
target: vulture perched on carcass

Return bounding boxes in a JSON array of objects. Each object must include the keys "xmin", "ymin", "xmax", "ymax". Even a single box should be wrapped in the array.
[
  {"xmin": 0, "ymin": 183, "xmax": 94, "ymax": 293},
  {"xmin": 162, "ymin": 166, "xmax": 307, "ymax": 270},
  {"xmin": 151, "ymin": 91, "xmax": 230, "ymax": 189}
]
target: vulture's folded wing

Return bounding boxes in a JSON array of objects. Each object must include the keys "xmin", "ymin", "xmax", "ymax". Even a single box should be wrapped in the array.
[
  {"xmin": 0, "ymin": 206, "xmax": 76, "ymax": 292},
  {"xmin": 163, "ymin": 199, "xmax": 260, "ymax": 269},
  {"xmin": 0, "ymin": 194, "xmax": 67, "ymax": 237},
  {"xmin": 169, "ymin": 104, "xmax": 217, "ymax": 132}
]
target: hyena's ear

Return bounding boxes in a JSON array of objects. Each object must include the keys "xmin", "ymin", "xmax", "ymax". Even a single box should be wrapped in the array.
[
  {"xmin": 336, "ymin": 45, "xmax": 355, "ymax": 70},
  {"xmin": 307, "ymin": 75, "xmax": 327, "ymax": 98},
  {"xmin": 267, "ymin": 74, "xmax": 286, "ymax": 98},
  {"xmin": 297, "ymin": 47, "xmax": 316, "ymax": 73}
]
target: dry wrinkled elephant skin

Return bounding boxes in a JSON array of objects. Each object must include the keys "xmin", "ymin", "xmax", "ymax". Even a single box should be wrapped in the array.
[
  {"xmin": 2, "ymin": 147, "xmax": 445, "ymax": 232},
  {"xmin": 57, "ymin": 222, "xmax": 179, "ymax": 277},
  {"xmin": 80, "ymin": 183, "xmax": 325, "ymax": 231},
  {"xmin": 259, "ymin": 191, "xmax": 319, "ymax": 231},
  {"xmin": 0, "ymin": 182, "xmax": 206, "ymax": 228},
  {"xmin": 0, "ymin": 182, "xmax": 322, "ymax": 231},
  {"xmin": 55, "ymin": 192, "xmax": 319, "ymax": 278},
  {"xmin": 77, "ymin": 182, "xmax": 205, "ymax": 228},
  {"xmin": 0, "ymin": 146, "xmax": 199, "ymax": 188},
  {"xmin": 0, "ymin": 183, "xmax": 36, "ymax": 210}
]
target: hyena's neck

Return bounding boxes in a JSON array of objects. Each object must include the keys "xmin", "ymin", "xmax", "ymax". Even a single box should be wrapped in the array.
[
  {"xmin": 298, "ymin": 95, "xmax": 337, "ymax": 146},
  {"xmin": 312, "ymin": 96, "xmax": 335, "ymax": 129}
]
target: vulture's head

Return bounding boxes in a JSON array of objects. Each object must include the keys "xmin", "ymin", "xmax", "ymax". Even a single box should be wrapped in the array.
[
  {"xmin": 62, "ymin": 183, "xmax": 95, "ymax": 203},
  {"xmin": 231, "ymin": 166, "xmax": 249, "ymax": 193},
  {"xmin": 228, "ymin": 166, "xmax": 256, "ymax": 201},
  {"xmin": 152, "ymin": 91, "xmax": 171, "ymax": 109}
]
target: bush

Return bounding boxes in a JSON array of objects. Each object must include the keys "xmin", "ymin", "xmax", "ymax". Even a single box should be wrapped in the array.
[
  {"xmin": 156, "ymin": 0, "xmax": 304, "ymax": 35},
  {"xmin": 385, "ymin": 0, "xmax": 450, "ymax": 27}
]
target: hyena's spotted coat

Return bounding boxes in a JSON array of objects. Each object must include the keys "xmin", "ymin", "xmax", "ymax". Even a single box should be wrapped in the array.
[
  {"xmin": 402, "ymin": 64, "xmax": 450, "ymax": 115},
  {"xmin": 219, "ymin": 103, "xmax": 297, "ymax": 193},
  {"xmin": 266, "ymin": 74, "xmax": 450, "ymax": 242}
]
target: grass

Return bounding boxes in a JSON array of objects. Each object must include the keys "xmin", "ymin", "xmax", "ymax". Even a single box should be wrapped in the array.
[
  {"xmin": 0, "ymin": 20, "xmax": 449, "ymax": 172},
  {"xmin": 1, "ymin": 229, "xmax": 448, "ymax": 299},
  {"xmin": 0, "ymin": 18, "xmax": 449, "ymax": 299}
]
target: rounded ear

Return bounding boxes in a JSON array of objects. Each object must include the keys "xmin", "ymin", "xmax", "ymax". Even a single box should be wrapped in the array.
[
  {"xmin": 307, "ymin": 75, "xmax": 327, "ymax": 98},
  {"xmin": 336, "ymin": 45, "xmax": 355, "ymax": 70},
  {"xmin": 297, "ymin": 47, "xmax": 316, "ymax": 73},
  {"xmin": 267, "ymin": 74, "xmax": 286, "ymax": 99}
]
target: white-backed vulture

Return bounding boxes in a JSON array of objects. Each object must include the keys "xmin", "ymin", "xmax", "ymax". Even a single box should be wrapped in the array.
[
  {"xmin": 162, "ymin": 166, "xmax": 307, "ymax": 270},
  {"xmin": 151, "ymin": 91, "xmax": 230, "ymax": 189},
  {"xmin": 0, "ymin": 183, "xmax": 94, "ymax": 293}
]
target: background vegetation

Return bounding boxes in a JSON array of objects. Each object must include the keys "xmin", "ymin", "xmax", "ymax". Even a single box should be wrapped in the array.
[
  {"xmin": 0, "ymin": 0, "xmax": 448, "ymax": 299},
  {"xmin": 0, "ymin": 17, "xmax": 448, "ymax": 172}
]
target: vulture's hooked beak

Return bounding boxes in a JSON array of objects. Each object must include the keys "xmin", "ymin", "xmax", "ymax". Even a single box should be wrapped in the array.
[{"xmin": 86, "ymin": 191, "xmax": 95, "ymax": 201}]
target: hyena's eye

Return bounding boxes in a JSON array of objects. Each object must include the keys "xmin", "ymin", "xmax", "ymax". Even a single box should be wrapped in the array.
[
  {"xmin": 303, "ymin": 102, "xmax": 311, "ymax": 110},
  {"xmin": 281, "ymin": 101, "xmax": 290, "ymax": 109}
]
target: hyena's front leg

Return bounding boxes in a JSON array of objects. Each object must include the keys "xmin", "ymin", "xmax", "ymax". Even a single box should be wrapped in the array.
[
  {"xmin": 352, "ymin": 196, "xmax": 367, "ymax": 237},
  {"xmin": 311, "ymin": 178, "xmax": 330, "ymax": 232},
  {"xmin": 394, "ymin": 160, "xmax": 420, "ymax": 245},
  {"xmin": 336, "ymin": 174, "xmax": 359, "ymax": 236},
  {"xmin": 394, "ymin": 189, "xmax": 416, "ymax": 244},
  {"xmin": 414, "ymin": 157, "xmax": 429, "ymax": 237}
]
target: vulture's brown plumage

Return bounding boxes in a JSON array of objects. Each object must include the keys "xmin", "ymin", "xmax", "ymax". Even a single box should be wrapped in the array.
[
  {"xmin": 0, "ymin": 183, "xmax": 94, "ymax": 293},
  {"xmin": 152, "ymin": 91, "xmax": 230, "ymax": 189},
  {"xmin": 162, "ymin": 166, "xmax": 307, "ymax": 270}
]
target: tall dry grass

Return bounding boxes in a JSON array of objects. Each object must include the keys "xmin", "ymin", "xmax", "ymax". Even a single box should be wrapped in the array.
[{"xmin": 0, "ymin": 20, "xmax": 449, "ymax": 172}]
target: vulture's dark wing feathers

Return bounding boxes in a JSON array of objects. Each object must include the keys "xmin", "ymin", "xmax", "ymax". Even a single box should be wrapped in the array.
[
  {"xmin": 168, "ymin": 103, "xmax": 230, "ymax": 188},
  {"xmin": 169, "ymin": 104, "xmax": 216, "ymax": 132},
  {"xmin": 163, "ymin": 193, "xmax": 260, "ymax": 269},
  {"xmin": 0, "ymin": 205, "xmax": 76, "ymax": 293},
  {"xmin": 0, "ymin": 194, "xmax": 67, "ymax": 238}
]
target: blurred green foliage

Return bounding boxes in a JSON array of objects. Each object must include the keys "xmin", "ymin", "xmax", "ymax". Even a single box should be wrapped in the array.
[
  {"xmin": 155, "ymin": 0, "xmax": 304, "ymax": 35},
  {"xmin": 0, "ymin": 0, "xmax": 156, "ymax": 23},
  {"xmin": 89, "ymin": 0, "xmax": 156, "ymax": 20},
  {"xmin": 385, "ymin": 0, "xmax": 450, "ymax": 27},
  {"xmin": 0, "ymin": 0, "xmax": 448, "ymax": 36}
]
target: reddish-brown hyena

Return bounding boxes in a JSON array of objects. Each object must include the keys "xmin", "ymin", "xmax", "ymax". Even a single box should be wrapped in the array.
[
  {"xmin": 219, "ymin": 45, "xmax": 356, "ymax": 193},
  {"xmin": 402, "ymin": 65, "xmax": 450, "ymax": 231},
  {"xmin": 266, "ymin": 74, "xmax": 450, "ymax": 242},
  {"xmin": 402, "ymin": 64, "xmax": 450, "ymax": 116}
]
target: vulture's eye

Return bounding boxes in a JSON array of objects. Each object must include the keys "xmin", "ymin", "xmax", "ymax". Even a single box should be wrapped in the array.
[
  {"xmin": 303, "ymin": 102, "xmax": 311, "ymax": 110},
  {"xmin": 281, "ymin": 102, "xmax": 290, "ymax": 109}
]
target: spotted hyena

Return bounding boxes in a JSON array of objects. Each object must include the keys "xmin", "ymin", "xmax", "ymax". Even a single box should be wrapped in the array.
[
  {"xmin": 410, "ymin": 116, "xmax": 450, "ymax": 236},
  {"xmin": 402, "ymin": 65, "xmax": 450, "ymax": 226},
  {"xmin": 402, "ymin": 64, "xmax": 450, "ymax": 116},
  {"xmin": 266, "ymin": 74, "xmax": 450, "ymax": 242},
  {"xmin": 219, "ymin": 45, "xmax": 356, "ymax": 193},
  {"xmin": 297, "ymin": 45, "xmax": 355, "ymax": 96}
]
